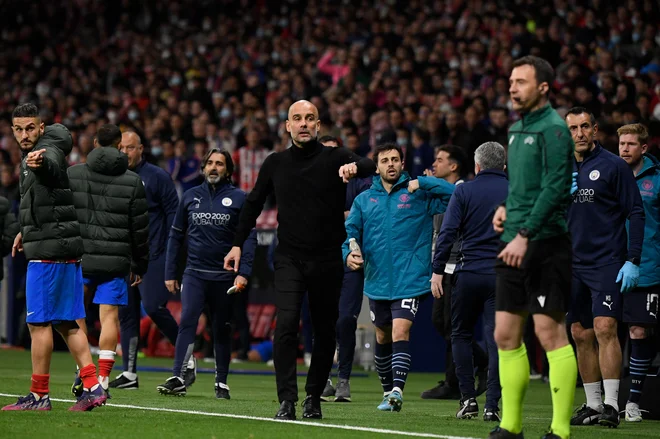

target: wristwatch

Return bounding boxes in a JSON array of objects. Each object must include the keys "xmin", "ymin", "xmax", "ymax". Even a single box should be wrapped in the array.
[
  {"xmin": 518, "ymin": 228, "xmax": 532, "ymax": 239},
  {"xmin": 628, "ymin": 257, "xmax": 640, "ymax": 266}
]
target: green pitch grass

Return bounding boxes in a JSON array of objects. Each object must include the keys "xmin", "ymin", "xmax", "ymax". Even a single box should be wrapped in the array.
[{"xmin": 0, "ymin": 350, "xmax": 658, "ymax": 438}]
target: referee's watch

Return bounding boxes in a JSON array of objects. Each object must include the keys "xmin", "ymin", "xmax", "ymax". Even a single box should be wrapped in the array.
[
  {"xmin": 518, "ymin": 228, "xmax": 532, "ymax": 239},
  {"xmin": 628, "ymin": 257, "xmax": 641, "ymax": 266}
]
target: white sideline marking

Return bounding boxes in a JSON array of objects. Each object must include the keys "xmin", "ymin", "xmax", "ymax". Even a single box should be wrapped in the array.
[{"xmin": 0, "ymin": 393, "xmax": 477, "ymax": 439}]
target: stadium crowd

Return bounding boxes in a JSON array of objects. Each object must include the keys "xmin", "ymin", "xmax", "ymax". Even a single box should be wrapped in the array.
[{"xmin": 1, "ymin": 0, "xmax": 660, "ymax": 208}]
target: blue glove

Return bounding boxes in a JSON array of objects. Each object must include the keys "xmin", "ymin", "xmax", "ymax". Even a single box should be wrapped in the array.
[
  {"xmin": 570, "ymin": 172, "xmax": 578, "ymax": 196},
  {"xmin": 616, "ymin": 261, "xmax": 639, "ymax": 293}
]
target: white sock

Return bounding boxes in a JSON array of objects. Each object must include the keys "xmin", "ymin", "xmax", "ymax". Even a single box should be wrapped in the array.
[
  {"xmin": 383, "ymin": 390, "xmax": 392, "ymax": 397},
  {"xmin": 603, "ymin": 379, "xmax": 620, "ymax": 412},
  {"xmin": 98, "ymin": 375, "xmax": 109, "ymax": 390},
  {"xmin": 123, "ymin": 371, "xmax": 137, "ymax": 381},
  {"xmin": 392, "ymin": 386, "xmax": 403, "ymax": 396},
  {"xmin": 215, "ymin": 382, "xmax": 230, "ymax": 390},
  {"xmin": 583, "ymin": 382, "xmax": 603, "ymax": 411}
]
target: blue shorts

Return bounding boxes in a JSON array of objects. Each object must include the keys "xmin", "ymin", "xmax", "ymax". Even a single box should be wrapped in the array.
[
  {"xmin": 83, "ymin": 276, "xmax": 128, "ymax": 306},
  {"xmin": 26, "ymin": 261, "xmax": 85, "ymax": 324},
  {"xmin": 622, "ymin": 286, "xmax": 659, "ymax": 325},
  {"xmin": 251, "ymin": 340, "xmax": 273, "ymax": 362},
  {"xmin": 369, "ymin": 294, "xmax": 428, "ymax": 328},
  {"xmin": 567, "ymin": 262, "xmax": 621, "ymax": 328}
]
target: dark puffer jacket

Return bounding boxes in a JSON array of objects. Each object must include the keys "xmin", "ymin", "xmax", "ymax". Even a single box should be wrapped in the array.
[
  {"xmin": 0, "ymin": 196, "xmax": 19, "ymax": 279},
  {"xmin": 68, "ymin": 146, "xmax": 149, "ymax": 277},
  {"xmin": 19, "ymin": 124, "xmax": 84, "ymax": 261}
]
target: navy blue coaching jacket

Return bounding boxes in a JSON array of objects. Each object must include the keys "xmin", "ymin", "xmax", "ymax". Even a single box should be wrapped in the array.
[
  {"xmin": 567, "ymin": 142, "xmax": 644, "ymax": 267},
  {"xmin": 134, "ymin": 160, "xmax": 180, "ymax": 261},
  {"xmin": 165, "ymin": 180, "xmax": 257, "ymax": 282},
  {"xmin": 433, "ymin": 170, "xmax": 509, "ymax": 275}
]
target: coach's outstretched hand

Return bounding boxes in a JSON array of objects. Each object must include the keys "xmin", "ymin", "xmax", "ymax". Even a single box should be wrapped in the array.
[
  {"xmin": 338, "ymin": 162, "xmax": 358, "ymax": 183},
  {"xmin": 224, "ymin": 246, "xmax": 242, "ymax": 272}
]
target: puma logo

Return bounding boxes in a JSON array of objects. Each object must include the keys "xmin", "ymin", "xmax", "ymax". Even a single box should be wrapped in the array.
[{"xmin": 603, "ymin": 301, "xmax": 613, "ymax": 311}]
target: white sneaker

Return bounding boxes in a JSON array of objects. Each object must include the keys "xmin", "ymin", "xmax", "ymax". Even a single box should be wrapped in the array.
[{"xmin": 625, "ymin": 402, "xmax": 642, "ymax": 422}]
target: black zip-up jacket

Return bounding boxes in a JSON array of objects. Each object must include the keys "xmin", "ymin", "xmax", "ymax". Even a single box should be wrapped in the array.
[
  {"xmin": 68, "ymin": 146, "xmax": 150, "ymax": 277},
  {"xmin": 19, "ymin": 124, "xmax": 84, "ymax": 261},
  {"xmin": 233, "ymin": 140, "xmax": 376, "ymax": 260}
]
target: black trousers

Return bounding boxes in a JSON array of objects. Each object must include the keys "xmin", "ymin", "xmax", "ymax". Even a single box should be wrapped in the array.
[
  {"xmin": 431, "ymin": 273, "xmax": 488, "ymax": 388},
  {"xmin": 273, "ymin": 250, "xmax": 344, "ymax": 402}
]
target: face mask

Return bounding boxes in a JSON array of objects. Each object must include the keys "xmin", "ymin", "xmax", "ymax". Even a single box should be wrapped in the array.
[
  {"xmin": 632, "ymin": 18, "xmax": 639, "ymax": 26},
  {"xmin": 391, "ymin": 65, "xmax": 400, "ymax": 74},
  {"xmin": 632, "ymin": 33, "xmax": 641, "ymax": 43},
  {"xmin": 511, "ymin": 48, "xmax": 521, "ymax": 58},
  {"xmin": 610, "ymin": 35, "xmax": 621, "ymax": 45},
  {"xmin": 439, "ymin": 103, "xmax": 452, "ymax": 112},
  {"xmin": 151, "ymin": 146, "xmax": 163, "ymax": 156},
  {"xmin": 267, "ymin": 116, "xmax": 279, "ymax": 129},
  {"xmin": 278, "ymin": 110, "xmax": 288, "ymax": 120},
  {"xmin": 220, "ymin": 108, "xmax": 232, "ymax": 119},
  {"xmin": 171, "ymin": 76, "xmax": 182, "ymax": 86},
  {"xmin": 128, "ymin": 110, "xmax": 139, "ymax": 121},
  {"xmin": 108, "ymin": 111, "xmax": 118, "ymax": 124},
  {"xmin": 449, "ymin": 58, "xmax": 460, "ymax": 69},
  {"xmin": 397, "ymin": 138, "xmax": 408, "ymax": 146},
  {"xmin": 444, "ymin": 79, "xmax": 453, "ymax": 90},
  {"xmin": 36, "ymin": 83, "xmax": 49, "ymax": 96},
  {"xmin": 70, "ymin": 152, "xmax": 80, "ymax": 163}
]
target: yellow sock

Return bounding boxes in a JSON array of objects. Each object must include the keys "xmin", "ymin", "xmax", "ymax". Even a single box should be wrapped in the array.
[
  {"xmin": 547, "ymin": 344, "xmax": 577, "ymax": 439},
  {"xmin": 498, "ymin": 344, "xmax": 529, "ymax": 434}
]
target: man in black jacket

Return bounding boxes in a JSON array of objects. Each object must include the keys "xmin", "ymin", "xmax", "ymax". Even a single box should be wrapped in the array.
[
  {"xmin": 0, "ymin": 196, "xmax": 19, "ymax": 278},
  {"xmin": 3, "ymin": 103, "xmax": 104, "ymax": 412},
  {"xmin": 68, "ymin": 124, "xmax": 149, "ymax": 396},
  {"xmin": 224, "ymin": 100, "xmax": 376, "ymax": 420}
]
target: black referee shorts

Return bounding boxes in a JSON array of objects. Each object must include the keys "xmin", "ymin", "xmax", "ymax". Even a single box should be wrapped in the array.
[{"xmin": 495, "ymin": 233, "xmax": 572, "ymax": 316}]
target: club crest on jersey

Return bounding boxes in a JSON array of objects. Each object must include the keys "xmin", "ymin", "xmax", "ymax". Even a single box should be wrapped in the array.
[
  {"xmin": 222, "ymin": 197, "xmax": 233, "ymax": 207},
  {"xmin": 524, "ymin": 136, "xmax": 534, "ymax": 145},
  {"xmin": 399, "ymin": 194, "xmax": 410, "ymax": 203},
  {"xmin": 642, "ymin": 180, "xmax": 654, "ymax": 191},
  {"xmin": 589, "ymin": 170, "xmax": 600, "ymax": 181}
]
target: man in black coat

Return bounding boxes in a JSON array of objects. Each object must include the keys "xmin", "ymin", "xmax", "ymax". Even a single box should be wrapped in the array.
[
  {"xmin": 224, "ymin": 100, "xmax": 376, "ymax": 421},
  {"xmin": 3, "ymin": 103, "xmax": 104, "ymax": 412},
  {"xmin": 68, "ymin": 124, "xmax": 149, "ymax": 396}
]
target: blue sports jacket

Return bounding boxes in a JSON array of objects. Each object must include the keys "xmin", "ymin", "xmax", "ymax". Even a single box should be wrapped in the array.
[{"xmin": 343, "ymin": 173, "xmax": 454, "ymax": 300}]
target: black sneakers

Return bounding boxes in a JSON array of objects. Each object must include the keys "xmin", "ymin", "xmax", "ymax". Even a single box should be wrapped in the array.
[
  {"xmin": 215, "ymin": 383, "xmax": 230, "ymax": 400},
  {"xmin": 598, "ymin": 404, "xmax": 620, "ymax": 428},
  {"xmin": 570, "ymin": 403, "xmax": 601, "ymax": 426},
  {"xmin": 156, "ymin": 376, "xmax": 186, "ymax": 396},
  {"xmin": 109, "ymin": 373, "xmax": 139, "ymax": 390},
  {"xmin": 456, "ymin": 397, "xmax": 479, "ymax": 419}
]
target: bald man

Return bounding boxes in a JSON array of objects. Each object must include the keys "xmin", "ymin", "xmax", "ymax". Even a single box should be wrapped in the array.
[
  {"xmin": 225, "ymin": 100, "xmax": 376, "ymax": 420},
  {"xmin": 108, "ymin": 132, "xmax": 184, "ymax": 391}
]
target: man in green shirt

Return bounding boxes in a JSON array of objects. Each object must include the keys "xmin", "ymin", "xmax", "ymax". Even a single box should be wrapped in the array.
[{"xmin": 489, "ymin": 56, "xmax": 577, "ymax": 439}]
